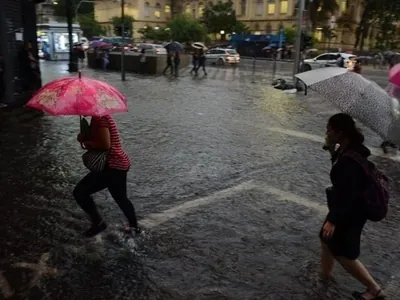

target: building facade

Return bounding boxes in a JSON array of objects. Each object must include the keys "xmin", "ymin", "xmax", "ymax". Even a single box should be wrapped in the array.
[
  {"xmin": 0, "ymin": 0, "xmax": 42, "ymax": 105},
  {"xmin": 94, "ymin": 0, "xmax": 367, "ymax": 49},
  {"xmin": 36, "ymin": 0, "xmax": 57, "ymax": 24}
]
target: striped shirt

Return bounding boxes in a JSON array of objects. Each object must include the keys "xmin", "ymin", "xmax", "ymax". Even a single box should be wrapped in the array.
[{"xmin": 92, "ymin": 116, "xmax": 131, "ymax": 171}]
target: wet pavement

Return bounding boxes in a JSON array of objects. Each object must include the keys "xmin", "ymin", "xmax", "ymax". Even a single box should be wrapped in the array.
[{"xmin": 1, "ymin": 61, "xmax": 400, "ymax": 300}]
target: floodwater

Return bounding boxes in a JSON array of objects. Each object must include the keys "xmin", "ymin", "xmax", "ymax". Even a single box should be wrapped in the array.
[{"xmin": 0, "ymin": 62, "xmax": 399, "ymax": 300}]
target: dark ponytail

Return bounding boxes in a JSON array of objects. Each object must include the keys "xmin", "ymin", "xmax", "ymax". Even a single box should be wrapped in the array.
[{"xmin": 328, "ymin": 113, "xmax": 364, "ymax": 145}]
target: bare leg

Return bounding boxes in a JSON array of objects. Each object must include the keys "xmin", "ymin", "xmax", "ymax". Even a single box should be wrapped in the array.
[
  {"xmin": 336, "ymin": 257, "xmax": 384, "ymax": 299},
  {"xmin": 320, "ymin": 241, "xmax": 335, "ymax": 279}
]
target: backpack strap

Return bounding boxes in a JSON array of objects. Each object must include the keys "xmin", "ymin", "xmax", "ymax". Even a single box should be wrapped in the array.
[{"xmin": 341, "ymin": 150, "xmax": 370, "ymax": 175}]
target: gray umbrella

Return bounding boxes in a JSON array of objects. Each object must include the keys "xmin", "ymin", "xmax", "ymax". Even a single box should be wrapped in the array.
[
  {"xmin": 296, "ymin": 67, "xmax": 396, "ymax": 139},
  {"xmin": 164, "ymin": 41, "xmax": 184, "ymax": 52}
]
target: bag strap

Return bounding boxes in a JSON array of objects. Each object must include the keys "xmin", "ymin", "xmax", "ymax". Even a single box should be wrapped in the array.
[{"xmin": 341, "ymin": 150, "xmax": 370, "ymax": 175}]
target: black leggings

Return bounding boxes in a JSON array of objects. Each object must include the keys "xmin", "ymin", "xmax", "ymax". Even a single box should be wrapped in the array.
[{"xmin": 73, "ymin": 167, "xmax": 138, "ymax": 228}]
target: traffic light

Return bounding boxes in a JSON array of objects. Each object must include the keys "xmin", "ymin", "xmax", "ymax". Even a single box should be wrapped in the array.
[{"xmin": 301, "ymin": 32, "xmax": 313, "ymax": 51}]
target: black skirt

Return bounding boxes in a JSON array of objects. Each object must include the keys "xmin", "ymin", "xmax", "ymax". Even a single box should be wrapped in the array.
[{"xmin": 320, "ymin": 216, "xmax": 366, "ymax": 260}]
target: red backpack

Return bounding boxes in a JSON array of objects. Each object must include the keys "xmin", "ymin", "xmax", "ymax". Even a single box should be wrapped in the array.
[{"xmin": 343, "ymin": 151, "xmax": 389, "ymax": 222}]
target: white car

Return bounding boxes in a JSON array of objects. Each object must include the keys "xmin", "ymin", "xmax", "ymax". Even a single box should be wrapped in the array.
[
  {"xmin": 301, "ymin": 53, "xmax": 357, "ymax": 72},
  {"xmin": 205, "ymin": 48, "xmax": 240, "ymax": 65},
  {"xmin": 137, "ymin": 43, "xmax": 167, "ymax": 55}
]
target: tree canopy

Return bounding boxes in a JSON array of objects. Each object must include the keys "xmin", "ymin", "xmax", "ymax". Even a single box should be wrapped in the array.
[
  {"xmin": 139, "ymin": 15, "xmax": 207, "ymax": 42},
  {"xmin": 201, "ymin": 0, "xmax": 248, "ymax": 34},
  {"xmin": 77, "ymin": 14, "xmax": 105, "ymax": 39},
  {"xmin": 353, "ymin": 0, "xmax": 400, "ymax": 50},
  {"xmin": 53, "ymin": 0, "xmax": 94, "ymax": 18}
]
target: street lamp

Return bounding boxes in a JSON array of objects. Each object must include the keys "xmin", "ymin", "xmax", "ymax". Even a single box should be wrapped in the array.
[{"xmin": 220, "ymin": 30, "xmax": 225, "ymax": 35}]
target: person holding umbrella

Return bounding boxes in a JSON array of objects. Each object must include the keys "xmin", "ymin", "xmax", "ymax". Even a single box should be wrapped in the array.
[
  {"xmin": 192, "ymin": 42, "xmax": 208, "ymax": 76},
  {"xmin": 26, "ymin": 72, "xmax": 141, "ymax": 237}
]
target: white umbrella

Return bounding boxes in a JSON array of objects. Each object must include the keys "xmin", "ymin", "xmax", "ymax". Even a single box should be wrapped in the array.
[
  {"xmin": 192, "ymin": 42, "xmax": 208, "ymax": 50},
  {"xmin": 295, "ymin": 68, "xmax": 395, "ymax": 139}
]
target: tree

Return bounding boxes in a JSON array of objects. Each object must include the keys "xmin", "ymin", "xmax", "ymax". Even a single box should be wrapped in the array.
[
  {"xmin": 295, "ymin": 0, "xmax": 339, "ymax": 30},
  {"xmin": 201, "ymin": 0, "xmax": 247, "ymax": 34},
  {"xmin": 77, "ymin": 14, "xmax": 105, "ymax": 39},
  {"xmin": 353, "ymin": 0, "xmax": 400, "ymax": 50},
  {"xmin": 283, "ymin": 27, "xmax": 296, "ymax": 45},
  {"xmin": 232, "ymin": 22, "xmax": 250, "ymax": 35},
  {"xmin": 53, "ymin": 0, "xmax": 94, "ymax": 18},
  {"xmin": 167, "ymin": 15, "xmax": 207, "ymax": 42},
  {"xmin": 111, "ymin": 15, "xmax": 135, "ymax": 37},
  {"xmin": 138, "ymin": 26, "xmax": 171, "ymax": 42}
]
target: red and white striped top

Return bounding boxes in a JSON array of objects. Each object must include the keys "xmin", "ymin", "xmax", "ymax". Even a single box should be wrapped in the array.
[{"xmin": 93, "ymin": 115, "xmax": 131, "ymax": 171}]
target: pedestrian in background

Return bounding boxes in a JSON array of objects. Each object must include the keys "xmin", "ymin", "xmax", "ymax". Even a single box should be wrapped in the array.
[
  {"xmin": 173, "ymin": 51, "xmax": 180, "ymax": 77},
  {"xmin": 139, "ymin": 48, "xmax": 146, "ymax": 74},
  {"xmin": 74, "ymin": 115, "xmax": 141, "ymax": 237},
  {"xmin": 320, "ymin": 113, "xmax": 386, "ymax": 300},
  {"xmin": 196, "ymin": 48, "xmax": 207, "ymax": 76},
  {"xmin": 102, "ymin": 50, "xmax": 109, "ymax": 71},
  {"xmin": 190, "ymin": 50, "xmax": 199, "ymax": 75},
  {"xmin": 163, "ymin": 51, "xmax": 173, "ymax": 75}
]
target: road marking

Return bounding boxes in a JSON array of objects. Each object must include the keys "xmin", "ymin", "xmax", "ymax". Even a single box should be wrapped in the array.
[
  {"xmin": 266, "ymin": 127, "xmax": 400, "ymax": 162},
  {"xmin": 12, "ymin": 253, "xmax": 57, "ymax": 288},
  {"xmin": 0, "ymin": 272, "xmax": 14, "ymax": 299},
  {"xmin": 140, "ymin": 179, "xmax": 329, "ymax": 230},
  {"xmin": 256, "ymin": 184, "xmax": 327, "ymax": 214},
  {"xmin": 140, "ymin": 180, "xmax": 255, "ymax": 229}
]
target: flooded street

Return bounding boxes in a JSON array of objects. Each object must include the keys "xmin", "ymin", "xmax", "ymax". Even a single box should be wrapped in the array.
[{"xmin": 1, "ymin": 61, "xmax": 400, "ymax": 299}]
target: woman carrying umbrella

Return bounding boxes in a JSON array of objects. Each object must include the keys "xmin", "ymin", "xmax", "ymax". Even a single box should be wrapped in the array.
[{"xmin": 27, "ymin": 73, "xmax": 141, "ymax": 237}]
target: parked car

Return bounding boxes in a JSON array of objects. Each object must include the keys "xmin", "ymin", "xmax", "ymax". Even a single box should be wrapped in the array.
[
  {"xmin": 137, "ymin": 43, "xmax": 167, "ymax": 55},
  {"xmin": 205, "ymin": 48, "xmax": 240, "ymax": 65},
  {"xmin": 301, "ymin": 52, "xmax": 357, "ymax": 72}
]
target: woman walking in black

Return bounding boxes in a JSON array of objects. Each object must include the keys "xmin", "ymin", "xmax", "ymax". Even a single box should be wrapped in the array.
[
  {"xmin": 320, "ymin": 113, "xmax": 386, "ymax": 300},
  {"xmin": 196, "ymin": 48, "xmax": 207, "ymax": 76}
]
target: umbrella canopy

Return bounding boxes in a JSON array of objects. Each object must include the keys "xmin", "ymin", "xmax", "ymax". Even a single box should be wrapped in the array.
[
  {"xmin": 164, "ymin": 41, "xmax": 184, "ymax": 52},
  {"xmin": 389, "ymin": 64, "xmax": 400, "ymax": 87},
  {"xmin": 90, "ymin": 41, "xmax": 109, "ymax": 48},
  {"xmin": 296, "ymin": 68, "xmax": 395, "ymax": 139},
  {"xmin": 192, "ymin": 42, "xmax": 208, "ymax": 50},
  {"xmin": 26, "ymin": 72, "xmax": 127, "ymax": 116}
]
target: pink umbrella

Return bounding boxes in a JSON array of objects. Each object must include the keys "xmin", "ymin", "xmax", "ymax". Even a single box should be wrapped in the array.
[
  {"xmin": 26, "ymin": 72, "xmax": 127, "ymax": 116},
  {"xmin": 389, "ymin": 64, "xmax": 400, "ymax": 86}
]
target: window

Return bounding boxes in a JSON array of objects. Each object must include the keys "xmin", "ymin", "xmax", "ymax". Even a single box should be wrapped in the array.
[
  {"xmin": 316, "ymin": 54, "xmax": 336, "ymax": 61},
  {"xmin": 185, "ymin": 4, "xmax": 191, "ymax": 15},
  {"xmin": 144, "ymin": 2, "xmax": 150, "ymax": 17},
  {"xmin": 165, "ymin": 4, "xmax": 171, "ymax": 13},
  {"xmin": 256, "ymin": 0, "xmax": 263, "ymax": 16},
  {"xmin": 154, "ymin": 3, "xmax": 161, "ymax": 18},
  {"xmin": 267, "ymin": 3, "xmax": 275, "ymax": 14},
  {"xmin": 240, "ymin": 0, "xmax": 246, "ymax": 15},
  {"xmin": 198, "ymin": 3, "xmax": 204, "ymax": 16},
  {"xmin": 265, "ymin": 23, "xmax": 272, "ymax": 33},
  {"xmin": 280, "ymin": 0, "xmax": 288, "ymax": 14}
]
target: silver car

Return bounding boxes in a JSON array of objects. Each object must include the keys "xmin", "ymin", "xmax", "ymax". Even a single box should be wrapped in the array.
[
  {"xmin": 205, "ymin": 48, "xmax": 240, "ymax": 65},
  {"xmin": 137, "ymin": 43, "xmax": 167, "ymax": 55}
]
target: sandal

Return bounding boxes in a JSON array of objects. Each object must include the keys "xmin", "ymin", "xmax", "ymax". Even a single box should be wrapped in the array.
[{"xmin": 352, "ymin": 289, "xmax": 386, "ymax": 300}]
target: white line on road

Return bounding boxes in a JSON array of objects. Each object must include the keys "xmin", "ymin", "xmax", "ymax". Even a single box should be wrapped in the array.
[
  {"xmin": 140, "ymin": 180, "xmax": 256, "ymax": 229},
  {"xmin": 256, "ymin": 185, "xmax": 327, "ymax": 214},
  {"xmin": 140, "ymin": 179, "xmax": 328, "ymax": 230},
  {"xmin": 266, "ymin": 127, "xmax": 400, "ymax": 162}
]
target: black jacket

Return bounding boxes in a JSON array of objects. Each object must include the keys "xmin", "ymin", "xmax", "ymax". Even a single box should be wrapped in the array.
[{"xmin": 326, "ymin": 144, "xmax": 370, "ymax": 224}]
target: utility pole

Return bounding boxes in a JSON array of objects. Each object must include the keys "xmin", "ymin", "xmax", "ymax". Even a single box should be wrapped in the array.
[
  {"xmin": 121, "ymin": 0, "xmax": 126, "ymax": 81},
  {"xmin": 66, "ymin": 0, "xmax": 78, "ymax": 72},
  {"xmin": 293, "ymin": 0, "xmax": 305, "ymax": 80}
]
